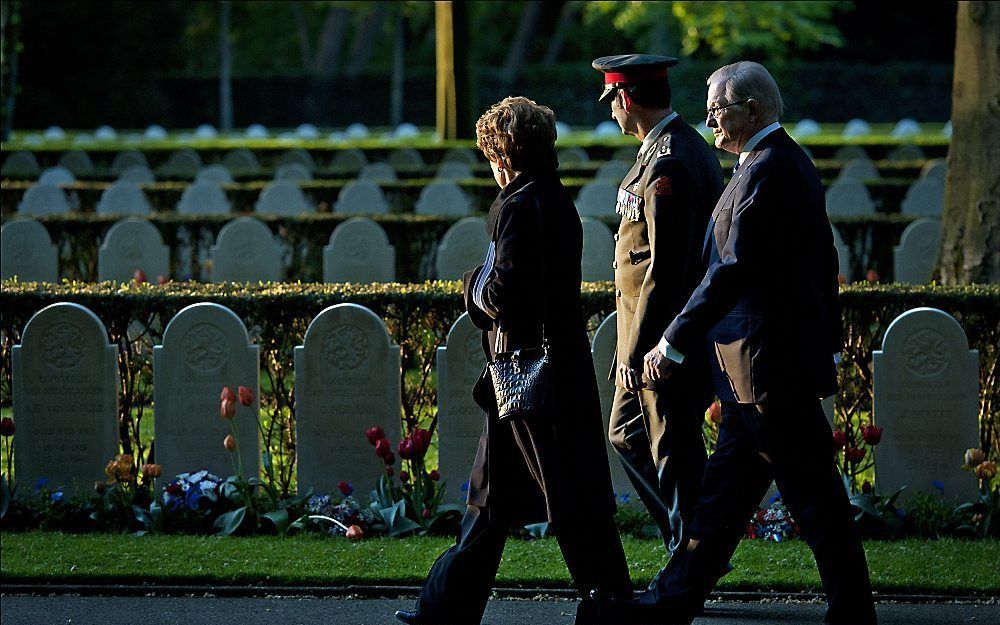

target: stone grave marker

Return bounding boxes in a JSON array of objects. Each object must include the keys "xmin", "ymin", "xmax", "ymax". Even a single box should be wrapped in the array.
[
  {"xmin": 176, "ymin": 181, "xmax": 231, "ymax": 214},
  {"xmin": 893, "ymin": 218, "xmax": 941, "ymax": 285},
  {"xmin": 581, "ymin": 218, "xmax": 615, "ymax": 282},
  {"xmin": 890, "ymin": 119, "xmax": 922, "ymax": 138},
  {"xmin": 144, "ymin": 125, "xmax": 168, "ymax": 140},
  {"xmin": 596, "ymin": 160, "xmax": 630, "ymax": 181},
  {"xmin": 159, "ymin": 148, "xmax": 203, "ymax": 177},
  {"xmin": 195, "ymin": 124, "xmax": 218, "ymax": 139},
  {"xmin": 359, "ymin": 163, "xmax": 398, "ymax": 182},
  {"xmin": 12, "ymin": 302, "xmax": 118, "ymax": 494},
  {"xmin": 434, "ymin": 162, "xmax": 473, "ymax": 181},
  {"xmin": 323, "ymin": 217, "xmax": 396, "ymax": 283},
  {"xmin": 593, "ymin": 121, "xmax": 620, "ymax": 138},
  {"xmin": 831, "ymin": 224, "xmax": 852, "ymax": 283},
  {"xmin": 612, "ymin": 146, "xmax": 638, "ymax": 162},
  {"xmin": 833, "ymin": 145, "xmax": 869, "ymax": 162},
  {"xmin": 887, "ymin": 144, "xmax": 925, "ymax": 162},
  {"xmin": 98, "ymin": 218, "xmax": 169, "ymax": 282},
  {"xmin": 390, "ymin": 123, "xmax": 419, "ymax": 139},
  {"xmin": 118, "ymin": 164, "xmax": 156, "ymax": 184},
  {"xmin": 196, "ymin": 164, "xmax": 234, "ymax": 185},
  {"xmin": 415, "ymin": 182, "xmax": 472, "ymax": 216},
  {"xmin": 387, "ymin": 148, "xmax": 425, "ymax": 169},
  {"xmin": 17, "ymin": 184, "xmax": 71, "ymax": 215},
  {"xmin": 2, "ymin": 151, "xmax": 41, "ymax": 177},
  {"xmin": 441, "ymin": 147, "xmax": 478, "ymax": 165},
  {"xmin": 330, "ymin": 149, "xmax": 368, "ymax": 174},
  {"xmin": 245, "ymin": 124, "xmax": 268, "ymax": 139},
  {"xmin": 210, "ymin": 217, "xmax": 283, "ymax": 283},
  {"xmin": 335, "ymin": 180, "xmax": 390, "ymax": 214},
  {"xmin": 95, "ymin": 125, "xmax": 118, "ymax": 141},
  {"xmin": 274, "ymin": 163, "xmax": 313, "ymax": 182},
  {"xmin": 576, "ymin": 180, "xmax": 618, "ymax": 217},
  {"xmin": 296, "ymin": 123, "xmax": 320, "ymax": 139},
  {"xmin": 920, "ymin": 159, "xmax": 947, "ymax": 181},
  {"xmin": 873, "ymin": 307, "xmax": 979, "ymax": 500},
  {"xmin": 294, "ymin": 303, "xmax": 402, "ymax": 496},
  {"xmin": 841, "ymin": 119, "xmax": 871, "ymax": 137},
  {"xmin": 44, "ymin": 126, "xmax": 66, "ymax": 140},
  {"xmin": 255, "ymin": 180, "xmax": 313, "ymax": 215},
  {"xmin": 345, "ymin": 123, "xmax": 370, "ymax": 139},
  {"xmin": 1, "ymin": 219, "xmax": 58, "ymax": 282},
  {"xmin": 436, "ymin": 313, "xmax": 489, "ymax": 498},
  {"xmin": 110, "ymin": 151, "xmax": 149, "ymax": 176},
  {"xmin": 38, "ymin": 166, "xmax": 75, "ymax": 186},
  {"xmin": 275, "ymin": 148, "xmax": 315, "ymax": 171},
  {"xmin": 900, "ymin": 178, "xmax": 944, "ymax": 217},
  {"xmin": 558, "ymin": 146, "xmax": 590, "ymax": 166},
  {"xmin": 153, "ymin": 303, "xmax": 260, "ymax": 482},
  {"xmin": 838, "ymin": 159, "xmax": 880, "ymax": 182},
  {"xmin": 57, "ymin": 150, "xmax": 95, "ymax": 176},
  {"xmin": 792, "ymin": 119, "xmax": 821, "ymax": 137},
  {"xmin": 222, "ymin": 149, "xmax": 260, "ymax": 175},
  {"xmin": 590, "ymin": 312, "xmax": 637, "ymax": 505},
  {"xmin": 96, "ymin": 182, "xmax": 153, "ymax": 215},
  {"xmin": 825, "ymin": 179, "xmax": 875, "ymax": 217},
  {"xmin": 436, "ymin": 217, "xmax": 488, "ymax": 280}
]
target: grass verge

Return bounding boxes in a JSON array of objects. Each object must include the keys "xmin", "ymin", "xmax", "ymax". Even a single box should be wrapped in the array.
[{"xmin": 1, "ymin": 533, "xmax": 997, "ymax": 595}]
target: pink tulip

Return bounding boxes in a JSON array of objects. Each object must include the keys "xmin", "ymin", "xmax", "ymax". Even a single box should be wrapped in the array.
[{"xmin": 237, "ymin": 386, "xmax": 255, "ymax": 407}]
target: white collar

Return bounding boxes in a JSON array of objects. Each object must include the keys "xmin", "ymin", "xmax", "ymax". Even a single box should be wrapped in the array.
[
  {"xmin": 638, "ymin": 111, "xmax": 679, "ymax": 160},
  {"xmin": 739, "ymin": 122, "xmax": 781, "ymax": 164}
]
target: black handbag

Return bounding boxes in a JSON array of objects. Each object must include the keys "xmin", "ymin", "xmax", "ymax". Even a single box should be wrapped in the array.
[{"xmin": 488, "ymin": 330, "xmax": 554, "ymax": 421}]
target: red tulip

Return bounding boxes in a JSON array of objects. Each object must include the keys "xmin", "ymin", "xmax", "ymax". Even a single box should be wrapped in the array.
[
  {"xmin": 837, "ymin": 274, "xmax": 847, "ymax": 285},
  {"xmin": 413, "ymin": 428, "xmax": 432, "ymax": 453},
  {"xmin": 399, "ymin": 470, "xmax": 410, "ymax": 483},
  {"xmin": 832, "ymin": 429, "xmax": 848, "ymax": 449},
  {"xmin": 422, "ymin": 508, "xmax": 432, "ymax": 520},
  {"xmin": 346, "ymin": 524, "xmax": 364, "ymax": 540},
  {"xmin": 223, "ymin": 434, "xmax": 237, "ymax": 452},
  {"xmin": 375, "ymin": 438, "xmax": 391, "ymax": 459},
  {"xmin": 862, "ymin": 480, "xmax": 873, "ymax": 494},
  {"xmin": 220, "ymin": 387, "xmax": 237, "ymax": 403},
  {"xmin": 429, "ymin": 469, "xmax": 441, "ymax": 482},
  {"xmin": 0, "ymin": 417, "xmax": 14, "ymax": 437},
  {"xmin": 865, "ymin": 269, "xmax": 880, "ymax": 284},
  {"xmin": 338, "ymin": 481, "xmax": 353, "ymax": 496},
  {"xmin": 166, "ymin": 483, "xmax": 182, "ymax": 495},
  {"xmin": 237, "ymin": 385, "xmax": 255, "ymax": 407},
  {"xmin": 220, "ymin": 398, "xmax": 236, "ymax": 420},
  {"xmin": 861, "ymin": 425, "xmax": 883, "ymax": 446},
  {"xmin": 384, "ymin": 452, "xmax": 396, "ymax": 466},
  {"xmin": 707, "ymin": 401, "xmax": 722, "ymax": 424},
  {"xmin": 133, "ymin": 269, "xmax": 147, "ymax": 284},
  {"xmin": 385, "ymin": 466, "xmax": 394, "ymax": 477},
  {"xmin": 157, "ymin": 275, "xmax": 169, "ymax": 285},
  {"xmin": 844, "ymin": 447, "xmax": 867, "ymax": 463},
  {"xmin": 398, "ymin": 439, "xmax": 415, "ymax": 460},
  {"xmin": 366, "ymin": 426, "xmax": 386, "ymax": 445}
]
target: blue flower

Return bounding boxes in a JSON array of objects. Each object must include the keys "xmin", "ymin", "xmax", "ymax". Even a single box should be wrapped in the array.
[
  {"xmin": 619, "ymin": 493, "xmax": 631, "ymax": 504},
  {"xmin": 769, "ymin": 494, "xmax": 782, "ymax": 504},
  {"xmin": 932, "ymin": 480, "xmax": 945, "ymax": 495},
  {"xmin": 460, "ymin": 481, "xmax": 470, "ymax": 493},
  {"xmin": 34, "ymin": 477, "xmax": 50, "ymax": 491},
  {"xmin": 50, "ymin": 491, "xmax": 64, "ymax": 502},
  {"xmin": 894, "ymin": 508, "xmax": 906, "ymax": 519}
]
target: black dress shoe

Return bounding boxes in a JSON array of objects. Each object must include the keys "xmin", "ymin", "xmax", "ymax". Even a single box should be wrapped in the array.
[
  {"xmin": 394, "ymin": 609, "xmax": 423, "ymax": 624},
  {"xmin": 589, "ymin": 589, "xmax": 699, "ymax": 625}
]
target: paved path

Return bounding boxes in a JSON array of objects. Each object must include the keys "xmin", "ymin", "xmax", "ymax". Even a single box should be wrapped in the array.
[{"xmin": 1, "ymin": 595, "xmax": 998, "ymax": 625}]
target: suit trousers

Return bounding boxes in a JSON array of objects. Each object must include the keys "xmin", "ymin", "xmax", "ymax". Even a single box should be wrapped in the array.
[
  {"xmin": 414, "ymin": 504, "xmax": 631, "ymax": 624},
  {"xmin": 608, "ymin": 382, "xmax": 707, "ymax": 554},
  {"xmin": 648, "ymin": 396, "xmax": 877, "ymax": 625}
]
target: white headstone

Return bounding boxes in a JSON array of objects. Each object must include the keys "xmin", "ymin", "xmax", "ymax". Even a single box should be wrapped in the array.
[
  {"xmin": 831, "ymin": 224, "xmax": 851, "ymax": 283},
  {"xmin": 153, "ymin": 303, "xmax": 260, "ymax": 482},
  {"xmin": 595, "ymin": 160, "xmax": 630, "ymax": 181},
  {"xmin": 96, "ymin": 182, "xmax": 154, "ymax": 215},
  {"xmin": 118, "ymin": 164, "xmax": 156, "ymax": 184},
  {"xmin": 245, "ymin": 124, "xmax": 269, "ymax": 138},
  {"xmin": 887, "ymin": 144, "xmax": 925, "ymax": 162},
  {"xmin": 900, "ymin": 178, "xmax": 944, "ymax": 217},
  {"xmin": 196, "ymin": 164, "xmax": 234, "ymax": 185},
  {"xmin": 415, "ymin": 182, "xmax": 472, "ymax": 216},
  {"xmin": 838, "ymin": 159, "xmax": 880, "ymax": 182},
  {"xmin": 38, "ymin": 166, "xmax": 75, "ymax": 186},
  {"xmin": 388, "ymin": 148, "xmax": 424, "ymax": 169},
  {"xmin": 434, "ymin": 161, "xmax": 473, "ymax": 181},
  {"xmin": 72, "ymin": 133, "xmax": 94, "ymax": 145},
  {"xmin": 834, "ymin": 145, "xmax": 870, "ymax": 162},
  {"xmin": 274, "ymin": 162, "xmax": 313, "ymax": 182},
  {"xmin": 335, "ymin": 180, "xmax": 390, "ymax": 214},
  {"xmin": 194, "ymin": 124, "xmax": 218, "ymax": 139},
  {"xmin": 392, "ymin": 122, "xmax": 420, "ymax": 139},
  {"xmin": 920, "ymin": 158, "xmax": 947, "ymax": 181},
  {"xmin": 792, "ymin": 119, "xmax": 821, "ymax": 137},
  {"xmin": 255, "ymin": 180, "xmax": 313, "ymax": 215},
  {"xmin": 555, "ymin": 121, "xmax": 571, "ymax": 142},
  {"xmin": 210, "ymin": 217, "xmax": 283, "ymax": 282},
  {"xmin": 144, "ymin": 125, "xmax": 168, "ymax": 140},
  {"xmin": 330, "ymin": 149, "xmax": 368, "ymax": 174},
  {"xmin": 44, "ymin": 126, "xmax": 67, "ymax": 141},
  {"xmin": 276, "ymin": 148, "xmax": 315, "ymax": 171},
  {"xmin": 12, "ymin": 302, "xmax": 118, "ymax": 494},
  {"xmin": 435, "ymin": 217, "xmax": 488, "ymax": 280},
  {"xmin": 358, "ymin": 162, "xmax": 398, "ymax": 182},
  {"xmin": 576, "ymin": 180, "xmax": 618, "ymax": 217},
  {"xmin": 841, "ymin": 119, "xmax": 871, "ymax": 137},
  {"xmin": 581, "ymin": 218, "xmax": 614, "ymax": 282},
  {"xmin": 323, "ymin": 217, "xmax": 395, "ymax": 283},
  {"xmin": 176, "ymin": 181, "xmax": 231, "ymax": 214},
  {"xmin": 1, "ymin": 219, "xmax": 58, "ymax": 282},
  {"xmin": 159, "ymin": 148, "xmax": 203, "ymax": 177},
  {"xmin": 591, "ymin": 312, "xmax": 636, "ymax": 504},
  {"xmin": 222, "ymin": 149, "xmax": 260, "ymax": 175},
  {"xmin": 294, "ymin": 303, "xmax": 402, "ymax": 495},
  {"xmin": 110, "ymin": 151, "xmax": 150, "ymax": 176},
  {"xmin": 612, "ymin": 146, "xmax": 638, "ymax": 163},
  {"xmin": 2, "ymin": 151, "xmax": 41, "ymax": 177},
  {"xmin": 296, "ymin": 123, "xmax": 320, "ymax": 139},
  {"xmin": 17, "ymin": 184, "xmax": 72, "ymax": 215},
  {"xmin": 98, "ymin": 218, "xmax": 169, "ymax": 282},
  {"xmin": 873, "ymin": 308, "xmax": 979, "ymax": 500},
  {"xmin": 825, "ymin": 179, "xmax": 875, "ymax": 217},
  {"xmin": 893, "ymin": 218, "xmax": 941, "ymax": 285},
  {"xmin": 942, "ymin": 121, "xmax": 952, "ymax": 138},
  {"xmin": 436, "ymin": 313, "xmax": 488, "ymax": 497},
  {"xmin": 95, "ymin": 125, "xmax": 118, "ymax": 141},
  {"xmin": 441, "ymin": 147, "xmax": 479, "ymax": 166},
  {"xmin": 593, "ymin": 121, "xmax": 621, "ymax": 138},
  {"xmin": 345, "ymin": 123, "xmax": 370, "ymax": 139},
  {"xmin": 57, "ymin": 150, "xmax": 95, "ymax": 176},
  {"xmin": 558, "ymin": 146, "xmax": 590, "ymax": 166},
  {"xmin": 890, "ymin": 119, "xmax": 922, "ymax": 138}
]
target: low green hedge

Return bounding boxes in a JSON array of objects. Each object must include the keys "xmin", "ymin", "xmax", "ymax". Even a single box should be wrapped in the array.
[{"xmin": 1, "ymin": 281, "xmax": 997, "ymax": 493}]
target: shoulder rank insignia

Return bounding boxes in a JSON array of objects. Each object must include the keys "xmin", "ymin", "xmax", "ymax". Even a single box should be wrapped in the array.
[
  {"xmin": 615, "ymin": 186, "xmax": 643, "ymax": 221},
  {"xmin": 653, "ymin": 176, "xmax": 673, "ymax": 196}
]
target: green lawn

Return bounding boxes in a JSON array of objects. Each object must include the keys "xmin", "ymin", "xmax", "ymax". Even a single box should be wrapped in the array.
[{"xmin": 1, "ymin": 533, "xmax": 996, "ymax": 595}]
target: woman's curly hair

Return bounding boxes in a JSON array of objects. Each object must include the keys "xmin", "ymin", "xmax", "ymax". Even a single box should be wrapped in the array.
[{"xmin": 475, "ymin": 96, "xmax": 558, "ymax": 172}]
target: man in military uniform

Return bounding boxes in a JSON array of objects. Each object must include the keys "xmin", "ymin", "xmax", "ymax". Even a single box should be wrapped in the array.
[{"xmin": 593, "ymin": 54, "xmax": 724, "ymax": 556}]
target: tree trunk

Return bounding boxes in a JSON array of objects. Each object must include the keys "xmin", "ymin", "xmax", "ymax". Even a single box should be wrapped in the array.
[
  {"xmin": 500, "ymin": 2, "xmax": 544, "ymax": 87},
  {"xmin": 452, "ymin": 1, "xmax": 475, "ymax": 139},
  {"xmin": 218, "ymin": 1, "xmax": 233, "ymax": 131},
  {"xmin": 345, "ymin": 3, "xmax": 387, "ymax": 79},
  {"xmin": 939, "ymin": 1, "xmax": 1000, "ymax": 284},
  {"xmin": 390, "ymin": 7, "xmax": 406, "ymax": 127},
  {"xmin": 1, "ymin": 0, "xmax": 22, "ymax": 141},
  {"xmin": 290, "ymin": 1, "xmax": 312, "ymax": 72},
  {"xmin": 313, "ymin": 5, "xmax": 351, "ymax": 78},
  {"xmin": 543, "ymin": 1, "xmax": 582, "ymax": 65}
]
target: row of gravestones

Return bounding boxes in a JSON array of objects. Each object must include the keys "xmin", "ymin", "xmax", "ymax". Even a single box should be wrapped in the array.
[
  {"xmin": 838, "ymin": 157, "xmax": 946, "ymax": 183},
  {"xmin": 10, "ymin": 122, "xmax": 410, "ymax": 145},
  {"xmin": 789, "ymin": 118, "xmax": 950, "ymax": 139},
  {"xmin": 11, "ymin": 302, "xmax": 979, "ymax": 505},
  {"xmin": 832, "ymin": 217, "xmax": 943, "ymax": 285},
  {"xmin": 825, "ymin": 177, "xmax": 944, "ymax": 218},
  {"xmin": 0, "ymin": 215, "xmax": 618, "ymax": 284}
]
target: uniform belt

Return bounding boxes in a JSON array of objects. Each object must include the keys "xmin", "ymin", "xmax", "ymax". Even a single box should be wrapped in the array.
[{"xmin": 628, "ymin": 250, "xmax": 651, "ymax": 264}]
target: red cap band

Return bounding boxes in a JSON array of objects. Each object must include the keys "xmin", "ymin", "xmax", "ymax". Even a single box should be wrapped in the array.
[{"xmin": 603, "ymin": 68, "xmax": 669, "ymax": 84}]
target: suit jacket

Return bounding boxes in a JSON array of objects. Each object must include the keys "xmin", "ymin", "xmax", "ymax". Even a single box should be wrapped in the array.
[
  {"xmin": 663, "ymin": 128, "xmax": 842, "ymax": 404},
  {"xmin": 613, "ymin": 114, "xmax": 724, "ymax": 383},
  {"xmin": 460, "ymin": 168, "xmax": 617, "ymax": 524}
]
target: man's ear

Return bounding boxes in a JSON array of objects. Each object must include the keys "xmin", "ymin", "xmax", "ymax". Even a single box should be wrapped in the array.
[
  {"xmin": 620, "ymin": 89, "xmax": 633, "ymax": 111},
  {"xmin": 746, "ymin": 98, "xmax": 760, "ymax": 122}
]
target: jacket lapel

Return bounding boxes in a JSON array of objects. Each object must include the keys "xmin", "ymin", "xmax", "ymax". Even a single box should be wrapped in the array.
[{"xmin": 701, "ymin": 138, "xmax": 774, "ymax": 260}]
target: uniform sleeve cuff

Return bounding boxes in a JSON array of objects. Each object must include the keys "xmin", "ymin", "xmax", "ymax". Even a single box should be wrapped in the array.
[{"xmin": 658, "ymin": 337, "xmax": 685, "ymax": 364}]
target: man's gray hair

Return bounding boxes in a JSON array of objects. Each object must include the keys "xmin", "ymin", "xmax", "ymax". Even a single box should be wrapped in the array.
[{"xmin": 707, "ymin": 61, "xmax": 785, "ymax": 120}]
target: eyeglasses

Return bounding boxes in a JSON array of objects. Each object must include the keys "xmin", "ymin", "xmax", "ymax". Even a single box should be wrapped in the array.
[{"xmin": 706, "ymin": 100, "xmax": 749, "ymax": 119}]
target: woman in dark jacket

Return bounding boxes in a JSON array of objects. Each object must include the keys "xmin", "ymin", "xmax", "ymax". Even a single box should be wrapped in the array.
[{"xmin": 395, "ymin": 97, "xmax": 632, "ymax": 625}]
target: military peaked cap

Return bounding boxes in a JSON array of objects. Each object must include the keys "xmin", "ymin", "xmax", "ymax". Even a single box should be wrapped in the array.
[{"xmin": 592, "ymin": 54, "xmax": 678, "ymax": 103}]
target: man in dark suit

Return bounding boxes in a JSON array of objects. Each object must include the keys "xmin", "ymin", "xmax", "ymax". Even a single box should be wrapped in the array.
[
  {"xmin": 604, "ymin": 61, "xmax": 877, "ymax": 625},
  {"xmin": 592, "ymin": 54, "xmax": 724, "ymax": 556}
]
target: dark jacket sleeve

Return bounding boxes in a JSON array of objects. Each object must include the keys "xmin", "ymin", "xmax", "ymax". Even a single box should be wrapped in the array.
[
  {"xmin": 462, "ymin": 265, "xmax": 494, "ymax": 331},
  {"xmin": 622, "ymin": 158, "xmax": 699, "ymax": 369},
  {"xmin": 663, "ymin": 166, "xmax": 776, "ymax": 355},
  {"xmin": 479, "ymin": 195, "xmax": 543, "ymax": 332}
]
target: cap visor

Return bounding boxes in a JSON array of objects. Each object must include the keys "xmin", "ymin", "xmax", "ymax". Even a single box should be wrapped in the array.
[{"xmin": 598, "ymin": 85, "xmax": 616, "ymax": 103}]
